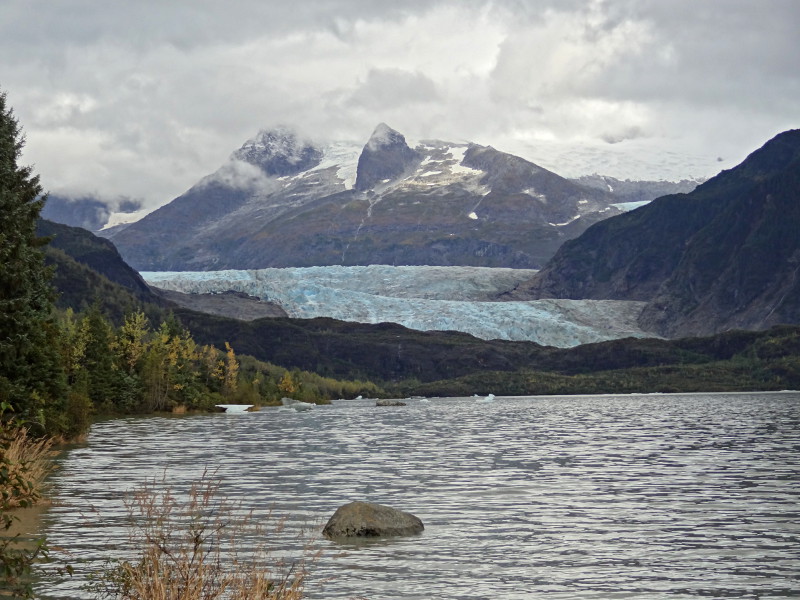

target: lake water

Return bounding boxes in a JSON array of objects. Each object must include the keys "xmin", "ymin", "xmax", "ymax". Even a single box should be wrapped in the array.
[{"xmin": 37, "ymin": 392, "xmax": 800, "ymax": 599}]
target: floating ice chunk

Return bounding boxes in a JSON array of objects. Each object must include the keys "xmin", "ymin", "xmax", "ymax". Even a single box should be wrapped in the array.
[
  {"xmin": 281, "ymin": 397, "xmax": 316, "ymax": 411},
  {"xmin": 216, "ymin": 404, "xmax": 253, "ymax": 413}
]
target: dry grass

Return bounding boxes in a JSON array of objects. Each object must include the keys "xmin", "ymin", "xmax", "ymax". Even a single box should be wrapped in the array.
[
  {"xmin": 94, "ymin": 472, "xmax": 314, "ymax": 600},
  {"xmin": 1, "ymin": 425, "xmax": 55, "ymax": 599},
  {"xmin": 0, "ymin": 426, "xmax": 55, "ymax": 511}
]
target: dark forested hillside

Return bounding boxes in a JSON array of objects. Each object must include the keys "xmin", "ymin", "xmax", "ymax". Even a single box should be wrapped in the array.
[
  {"xmin": 37, "ymin": 219, "xmax": 168, "ymax": 324},
  {"xmin": 511, "ymin": 129, "xmax": 800, "ymax": 337}
]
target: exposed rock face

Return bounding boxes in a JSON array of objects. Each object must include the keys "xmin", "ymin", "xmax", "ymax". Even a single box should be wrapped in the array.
[
  {"xmin": 232, "ymin": 128, "xmax": 323, "ymax": 177},
  {"xmin": 154, "ymin": 289, "xmax": 288, "ymax": 320},
  {"xmin": 322, "ymin": 501, "xmax": 424, "ymax": 539},
  {"xmin": 354, "ymin": 123, "xmax": 422, "ymax": 190},
  {"xmin": 510, "ymin": 129, "xmax": 800, "ymax": 338}
]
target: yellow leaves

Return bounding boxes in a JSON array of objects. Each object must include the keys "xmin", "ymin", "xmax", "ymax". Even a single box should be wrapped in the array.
[
  {"xmin": 198, "ymin": 344, "xmax": 224, "ymax": 384},
  {"xmin": 278, "ymin": 371, "xmax": 298, "ymax": 396},
  {"xmin": 114, "ymin": 310, "xmax": 150, "ymax": 374},
  {"xmin": 224, "ymin": 342, "xmax": 239, "ymax": 394}
]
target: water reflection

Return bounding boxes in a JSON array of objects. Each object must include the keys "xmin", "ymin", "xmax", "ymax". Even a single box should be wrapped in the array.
[{"xmin": 39, "ymin": 392, "xmax": 800, "ymax": 599}]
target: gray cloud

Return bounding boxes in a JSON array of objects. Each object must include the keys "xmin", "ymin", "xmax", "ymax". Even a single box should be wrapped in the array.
[
  {"xmin": 349, "ymin": 68, "xmax": 440, "ymax": 109},
  {"xmin": 1, "ymin": 0, "xmax": 797, "ymax": 209}
]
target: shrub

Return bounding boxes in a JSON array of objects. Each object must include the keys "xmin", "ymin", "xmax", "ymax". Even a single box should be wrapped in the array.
[
  {"xmin": 93, "ymin": 472, "xmax": 313, "ymax": 600},
  {"xmin": 0, "ymin": 423, "xmax": 54, "ymax": 511},
  {"xmin": 1, "ymin": 411, "xmax": 55, "ymax": 598}
]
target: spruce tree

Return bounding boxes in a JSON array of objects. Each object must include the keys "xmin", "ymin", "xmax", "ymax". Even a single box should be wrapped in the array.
[{"xmin": 0, "ymin": 89, "xmax": 64, "ymax": 431}]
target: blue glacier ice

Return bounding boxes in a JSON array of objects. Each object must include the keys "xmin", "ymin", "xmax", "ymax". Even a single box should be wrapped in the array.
[{"xmin": 142, "ymin": 266, "xmax": 654, "ymax": 348}]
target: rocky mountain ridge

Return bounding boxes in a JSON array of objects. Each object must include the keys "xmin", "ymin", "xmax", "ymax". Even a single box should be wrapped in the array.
[{"xmin": 107, "ymin": 123, "xmax": 684, "ymax": 271}]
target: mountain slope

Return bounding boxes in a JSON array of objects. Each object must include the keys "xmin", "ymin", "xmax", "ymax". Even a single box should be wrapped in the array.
[
  {"xmin": 511, "ymin": 129, "xmax": 800, "ymax": 337},
  {"xmin": 108, "ymin": 124, "xmax": 621, "ymax": 270},
  {"xmin": 37, "ymin": 219, "xmax": 170, "ymax": 323},
  {"xmin": 38, "ymin": 220, "xmax": 157, "ymax": 302}
]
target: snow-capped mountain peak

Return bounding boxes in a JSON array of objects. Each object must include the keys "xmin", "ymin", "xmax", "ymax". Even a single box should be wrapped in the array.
[
  {"xmin": 107, "ymin": 123, "xmax": 679, "ymax": 271},
  {"xmin": 231, "ymin": 127, "xmax": 323, "ymax": 176},
  {"xmin": 366, "ymin": 122, "xmax": 407, "ymax": 151},
  {"xmin": 355, "ymin": 123, "xmax": 422, "ymax": 190}
]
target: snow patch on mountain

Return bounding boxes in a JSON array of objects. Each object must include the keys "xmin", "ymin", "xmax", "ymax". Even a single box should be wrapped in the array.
[
  {"xmin": 402, "ymin": 142, "xmax": 488, "ymax": 194},
  {"xmin": 446, "ymin": 146, "xmax": 481, "ymax": 176},
  {"xmin": 309, "ymin": 141, "xmax": 362, "ymax": 190},
  {"xmin": 548, "ymin": 215, "xmax": 581, "ymax": 227},
  {"xmin": 142, "ymin": 266, "xmax": 653, "ymax": 347}
]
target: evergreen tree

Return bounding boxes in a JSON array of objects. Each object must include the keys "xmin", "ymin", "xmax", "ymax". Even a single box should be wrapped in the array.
[
  {"xmin": 0, "ymin": 90, "xmax": 65, "ymax": 431},
  {"xmin": 82, "ymin": 305, "xmax": 120, "ymax": 410}
]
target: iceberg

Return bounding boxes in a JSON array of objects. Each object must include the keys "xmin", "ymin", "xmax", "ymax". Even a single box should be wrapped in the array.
[{"xmin": 216, "ymin": 404, "xmax": 253, "ymax": 413}]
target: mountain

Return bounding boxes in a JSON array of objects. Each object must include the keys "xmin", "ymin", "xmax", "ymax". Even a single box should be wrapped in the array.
[
  {"xmin": 510, "ymin": 129, "xmax": 800, "ymax": 337},
  {"xmin": 107, "ymin": 124, "xmax": 625, "ymax": 270},
  {"xmin": 38, "ymin": 220, "xmax": 152, "ymax": 296},
  {"xmin": 36, "ymin": 219, "xmax": 169, "ymax": 322},
  {"xmin": 570, "ymin": 175, "xmax": 702, "ymax": 208}
]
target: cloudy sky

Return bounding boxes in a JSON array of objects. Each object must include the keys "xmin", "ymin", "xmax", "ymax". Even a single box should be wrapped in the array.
[{"xmin": 2, "ymin": 0, "xmax": 798, "ymax": 211}]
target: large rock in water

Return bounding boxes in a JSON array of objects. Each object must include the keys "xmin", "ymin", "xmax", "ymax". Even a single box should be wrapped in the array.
[{"xmin": 322, "ymin": 501, "xmax": 424, "ymax": 539}]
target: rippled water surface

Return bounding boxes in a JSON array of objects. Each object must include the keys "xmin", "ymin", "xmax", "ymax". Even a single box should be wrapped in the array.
[{"xmin": 39, "ymin": 392, "xmax": 800, "ymax": 599}]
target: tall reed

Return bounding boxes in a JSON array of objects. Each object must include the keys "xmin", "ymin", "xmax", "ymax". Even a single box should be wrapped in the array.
[
  {"xmin": 1, "ymin": 423, "xmax": 55, "ymax": 598},
  {"xmin": 0, "ymin": 425, "xmax": 54, "ymax": 511},
  {"xmin": 94, "ymin": 472, "xmax": 313, "ymax": 600}
]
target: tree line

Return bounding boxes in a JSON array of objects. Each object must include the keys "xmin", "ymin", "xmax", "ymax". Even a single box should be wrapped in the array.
[
  {"xmin": 7, "ymin": 298, "xmax": 384, "ymax": 440},
  {"xmin": 56, "ymin": 304, "xmax": 382, "ymax": 436}
]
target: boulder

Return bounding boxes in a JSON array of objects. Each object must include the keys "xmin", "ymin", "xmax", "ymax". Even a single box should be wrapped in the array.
[
  {"xmin": 322, "ymin": 501, "xmax": 424, "ymax": 539},
  {"xmin": 375, "ymin": 399, "xmax": 406, "ymax": 407}
]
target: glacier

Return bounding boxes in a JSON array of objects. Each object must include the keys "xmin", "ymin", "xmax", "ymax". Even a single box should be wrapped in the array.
[{"xmin": 142, "ymin": 266, "xmax": 654, "ymax": 348}]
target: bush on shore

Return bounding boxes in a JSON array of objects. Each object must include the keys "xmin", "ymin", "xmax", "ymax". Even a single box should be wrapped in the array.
[
  {"xmin": 89, "ymin": 472, "xmax": 311, "ymax": 600},
  {"xmin": 1, "ymin": 405, "xmax": 56, "ymax": 598}
]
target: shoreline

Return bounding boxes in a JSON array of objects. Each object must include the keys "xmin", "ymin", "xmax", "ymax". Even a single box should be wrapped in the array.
[
  {"xmin": 2, "ymin": 498, "xmax": 53, "ymax": 540},
  {"xmin": 2, "ymin": 500, "xmax": 51, "ymax": 548}
]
